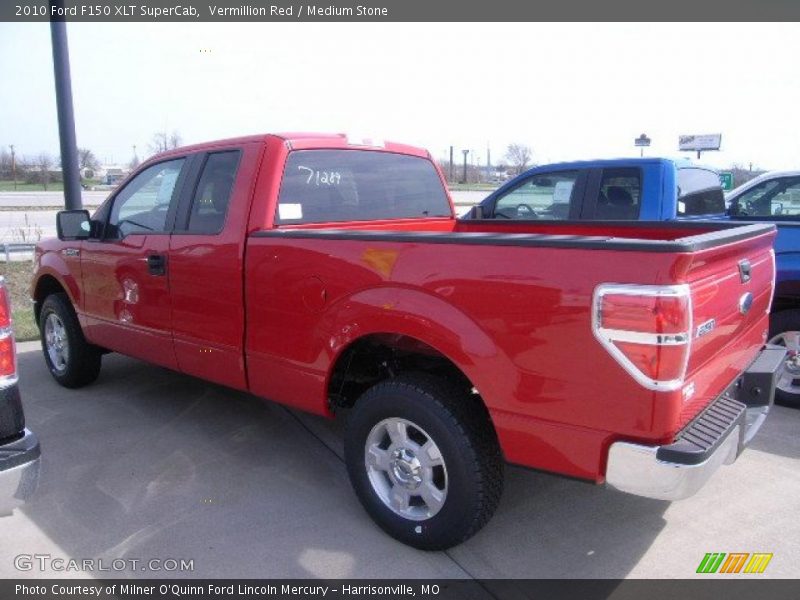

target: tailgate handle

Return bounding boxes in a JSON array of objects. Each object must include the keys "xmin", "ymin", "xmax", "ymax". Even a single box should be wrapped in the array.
[
  {"xmin": 738, "ymin": 259, "xmax": 751, "ymax": 283},
  {"xmin": 147, "ymin": 254, "xmax": 166, "ymax": 276}
]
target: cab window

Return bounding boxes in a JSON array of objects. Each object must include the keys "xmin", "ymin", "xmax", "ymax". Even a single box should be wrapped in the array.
[
  {"xmin": 108, "ymin": 159, "xmax": 185, "ymax": 237},
  {"xmin": 493, "ymin": 171, "xmax": 580, "ymax": 220},
  {"xmin": 593, "ymin": 168, "xmax": 641, "ymax": 220},
  {"xmin": 185, "ymin": 151, "xmax": 241, "ymax": 234},
  {"xmin": 676, "ymin": 168, "xmax": 725, "ymax": 216},
  {"xmin": 276, "ymin": 150, "xmax": 450, "ymax": 224},
  {"xmin": 732, "ymin": 177, "xmax": 800, "ymax": 217}
]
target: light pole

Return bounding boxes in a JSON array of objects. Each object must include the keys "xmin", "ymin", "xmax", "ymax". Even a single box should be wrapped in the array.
[
  {"xmin": 49, "ymin": 5, "xmax": 82, "ymax": 209},
  {"xmin": 9, "ymin": 145, "xmax": 16, "ymax": 191},
  {"xmin": 449, "ymin": 146, "xmax": 454, "ymax": 182},
  {"xmin": 461, "ymin": 149, "xmax": 469, "ymax": 184}
]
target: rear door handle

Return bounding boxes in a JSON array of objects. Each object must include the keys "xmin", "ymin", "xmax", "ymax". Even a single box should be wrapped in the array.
[{"xmin": 147, "ymin": 254, "xmax": 166, "ymax": 276}]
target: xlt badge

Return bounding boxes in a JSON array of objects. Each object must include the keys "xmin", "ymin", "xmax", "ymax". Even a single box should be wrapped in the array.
[{"xmin": 696, "ymin": 319, "xmax": 716, "ymax": 338}]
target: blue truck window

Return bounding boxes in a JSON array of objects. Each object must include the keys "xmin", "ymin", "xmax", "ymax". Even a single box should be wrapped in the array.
[
  {"xmin": 677, "ymin": 168, "xmax": 725, "ymax": 216},
  {"xmin": 494, "ymin": 171, "xmax": 580, "ymax": 220},
  {"xmin": 595, "ymin": 168, "xmax": 641, "ymax": 220}
]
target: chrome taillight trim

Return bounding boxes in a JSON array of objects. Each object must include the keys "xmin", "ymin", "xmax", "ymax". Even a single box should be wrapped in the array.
[
  {"xmin": 592, "ymin": 283, "xmax": 693, "ymax": 392},
  {"xmin": 767, "ymin": 249, "xmax": 776, "ymax": 315}
]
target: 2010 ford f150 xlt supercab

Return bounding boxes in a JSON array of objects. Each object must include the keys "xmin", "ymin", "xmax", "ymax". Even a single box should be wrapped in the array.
[{"xmin": 32, "ymin": 133, "xmax": 783, "ymax": 549}]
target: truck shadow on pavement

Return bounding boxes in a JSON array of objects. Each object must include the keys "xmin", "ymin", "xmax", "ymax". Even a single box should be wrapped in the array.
[{"xmin": 8, "ymin": 347, "xmax": 795, "ymax": 579}]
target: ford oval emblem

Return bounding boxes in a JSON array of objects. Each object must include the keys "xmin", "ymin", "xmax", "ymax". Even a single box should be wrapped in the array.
[{"xmin": 739, "ymin": 292, "xmax": 754, "ymax": 315}]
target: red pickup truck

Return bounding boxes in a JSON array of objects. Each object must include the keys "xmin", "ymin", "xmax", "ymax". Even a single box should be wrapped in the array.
[{"xmin": 32, "ymin": 133, "xmax": 783, "ymax": 549}]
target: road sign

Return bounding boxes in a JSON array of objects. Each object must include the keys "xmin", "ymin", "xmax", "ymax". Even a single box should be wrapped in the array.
[{"xmin": 719, "ymin": 172, "xmax": 734, "ymax": 191}]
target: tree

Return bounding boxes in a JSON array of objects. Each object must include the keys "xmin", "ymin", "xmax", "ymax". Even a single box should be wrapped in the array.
[
  {"xmin": 0, "ymin": 147, "xmax": 10, "ymax": 179},
  {"xmin": 36, "ymin": 153, "xmax": 53, "ymax": 190},
  {"xmin": 505, "ymin": 143, "xmax": 533, "ymax": 175},
  {"xmin": 77, "ymin": 147, "xmax": 100, "ymax": 179},
  {"xmin": 78, "ymin": 148, "xmax": 99, "ymax": 170},
  {"xmin": 148, "ymin": 130, "xmax": 183, "ymax": 155}
]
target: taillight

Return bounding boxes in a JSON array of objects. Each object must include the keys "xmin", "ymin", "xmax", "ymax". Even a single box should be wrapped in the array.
[
  {"xmin": 593, "ymin": 284, "xmax": 692, "ymax": 391},
  {"xmin": 0, "ymin": 278, "xmax": 17, "ymax": 384},
  {"xmin": 0, "ymin": 284, "xmax": 9, "ymax": 329}
]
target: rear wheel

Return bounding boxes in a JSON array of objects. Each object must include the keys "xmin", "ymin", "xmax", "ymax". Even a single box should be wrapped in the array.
[
  {"xmin": 768, "ymin": 309, "xmax": 800, "ymax": 408},
  {"xmin": 39, "ymin": 294, "xmax": 102, "ymax": 388},
  {"xmin": 344, "ymin": 373, "xmax": 503, "ymax": 550}
]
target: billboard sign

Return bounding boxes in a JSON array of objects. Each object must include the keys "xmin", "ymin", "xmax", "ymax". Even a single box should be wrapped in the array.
[{"xmin": 679, "ymin": 134, "xmax": 722, "ymax": 151}]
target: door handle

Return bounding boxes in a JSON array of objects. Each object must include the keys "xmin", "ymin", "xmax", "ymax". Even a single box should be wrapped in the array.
[{"xmin": 147, "ymin": 254, "xmax": 166, "ymax": 276}]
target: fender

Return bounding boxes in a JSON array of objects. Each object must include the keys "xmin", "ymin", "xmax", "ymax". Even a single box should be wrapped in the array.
[
  {"xmin": 32, "ymin": 248, "xmax": 82, "ymax": 311},
  {"xmin": 319, "ymin": 285, "xmax": 519, "ymax": 414}
]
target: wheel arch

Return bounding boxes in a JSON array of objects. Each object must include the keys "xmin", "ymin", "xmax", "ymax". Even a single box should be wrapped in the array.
[
  {"xmin": 32, "ymin": 272, "xmax": 71, "ymax": 325},
  {"xmin": 320, "ymin": 286, "xmax": 517, "ymax": 418}
]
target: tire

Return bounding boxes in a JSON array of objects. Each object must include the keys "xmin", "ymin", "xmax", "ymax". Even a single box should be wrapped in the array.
[
  {"xmin": 39, "ymin": 293, "xmax": 102, "ymax": 388},
  {"xmin": 768, "ymin": 309, "xmax": 800, "ymax": 408},
  {"xmin": 344, "ymin": 373, "xmax": 503, "ymax": 550}
]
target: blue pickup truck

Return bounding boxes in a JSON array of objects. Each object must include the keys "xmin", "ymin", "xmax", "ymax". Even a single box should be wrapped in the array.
[{"xmin": 465, "ymin": 158, "xmax": 800, "ymax": 407}]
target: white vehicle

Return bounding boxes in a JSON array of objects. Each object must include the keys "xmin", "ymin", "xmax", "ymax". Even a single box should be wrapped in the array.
[{"xmin": 726, "ymin": 171, "xmax": 800, "ymax": 217}]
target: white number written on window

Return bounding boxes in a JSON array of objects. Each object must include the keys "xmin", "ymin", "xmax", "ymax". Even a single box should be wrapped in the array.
[{"xmin": 298, "ymin": 165, "xmax": 342, "ymax": 186}]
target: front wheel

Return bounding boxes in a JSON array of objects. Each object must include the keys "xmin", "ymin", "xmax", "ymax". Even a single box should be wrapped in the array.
[
  {"xmin": 344, "ymin": 374, "xmax": 503, "ymax": 550},
  {"xmin": 768, "ymin": 309, "xmax": 800, "ymax": 408},
  {"xmin": 39, "ymin": 294, "xmax": 102, "ymax": 388}
]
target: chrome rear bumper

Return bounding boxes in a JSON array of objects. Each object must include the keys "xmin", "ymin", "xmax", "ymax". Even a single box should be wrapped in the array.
[{"xmin": 605, "ymin": 345, "xmax": 784, "ymax": 501}]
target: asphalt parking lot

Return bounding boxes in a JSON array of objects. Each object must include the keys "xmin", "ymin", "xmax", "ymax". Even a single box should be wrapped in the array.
[{"xmin": 1, "ymin": 342, "xmax": 798, "ymax": 579}]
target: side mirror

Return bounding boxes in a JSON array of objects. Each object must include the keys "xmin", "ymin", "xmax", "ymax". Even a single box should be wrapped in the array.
[
  {"xmin": 57, "ymin": 210, "xmax": 91, "ymax": 240},
  {"xmin": 473, "ymin": 205, "xmax": 485, "ymax": 219}
]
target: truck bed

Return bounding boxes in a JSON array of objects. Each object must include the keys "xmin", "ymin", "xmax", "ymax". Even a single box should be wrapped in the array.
[
  {"xmin": 264, "ymin": 217, "xmax": 773, "ymax": 252},
  {"xmin": 247, "ymin": 218, "xmax": 775, "ymax": 480}
]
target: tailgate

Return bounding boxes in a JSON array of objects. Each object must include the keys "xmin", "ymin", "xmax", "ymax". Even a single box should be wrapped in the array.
[
  {"xmin": 680, "ymin": 230, "xmax": 775, "ymax": 423},
  {"xmin": 686, "ymin": 234, "xmax": 774, "ymax": 376}
]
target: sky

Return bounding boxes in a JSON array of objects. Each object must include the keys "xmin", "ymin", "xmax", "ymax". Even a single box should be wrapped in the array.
[{"xmin": 1, "ymin": 22, "xmax": 799, "ymax": 171}]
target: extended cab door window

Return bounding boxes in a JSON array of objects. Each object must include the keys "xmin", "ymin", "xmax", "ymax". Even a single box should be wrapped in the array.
[
  {"xmin": 732, "ymin": 177, "xmax": 800, "ymax": 217},
  {"xmin": 181, "ymin": 151, "xmax": 241, "ymax": 234},
  {"xmin": 591, "ymin": 168, "xmax": 641, "ymax": 220},
  {"xmin": 107, "ymin": 158, "xmax": 186, "ymax": 238},
  {"xmin": 676, "ymin": 168, "xmax": 725, "ymax": 217},
  {"xmin": 492, "ymin": 171, "xmax": 581, "ymax": 220}
]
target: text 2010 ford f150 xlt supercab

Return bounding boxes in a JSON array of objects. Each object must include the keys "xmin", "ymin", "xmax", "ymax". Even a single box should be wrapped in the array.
[{"xmin": 32, "ymin": 133, "xmax": 783, "ymax": 549}]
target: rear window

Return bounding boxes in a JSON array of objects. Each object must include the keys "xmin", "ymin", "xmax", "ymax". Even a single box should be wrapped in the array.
[
  {"xmin": 677, "ymin": 168, "xmax": 725, "ymax": 216},
  {"xmin": 276, "ymin": 150, "xmax": 451, "ymax": 225}
]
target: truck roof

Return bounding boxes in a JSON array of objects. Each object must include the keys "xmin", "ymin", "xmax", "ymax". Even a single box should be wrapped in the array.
[
  {"xmin": 527, "ymin": 157, "xmax": 713, "ymax": 171},
  {"xmin": 149, "ymin": 132, "xmax": 431, "ymax": 161}
]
